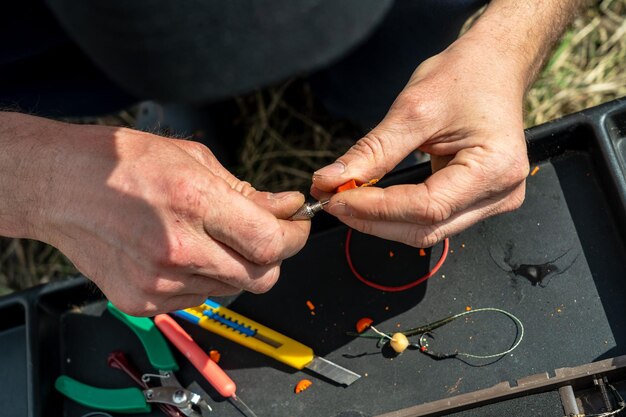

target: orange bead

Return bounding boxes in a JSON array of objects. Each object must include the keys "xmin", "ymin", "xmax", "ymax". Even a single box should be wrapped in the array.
[
  {"xmin": 209, "ymin": 349, "xmax": 221, "ymax": 364},
  {"xmin": 295, "ymin": 379, "xmax": 313, "ymax": 394},
  {"xmin": 355, "ymin": 317, "xmax": 374, "ymax": 333}
]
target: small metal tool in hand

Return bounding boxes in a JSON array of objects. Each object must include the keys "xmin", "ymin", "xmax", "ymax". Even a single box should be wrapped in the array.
[
  {"xmin": 289, "ymin": 199, "xmax": 329, "ymax": 220},
  {"xmin": 289, "ymin": 178, "xmax": 376, "ymax": 220}
]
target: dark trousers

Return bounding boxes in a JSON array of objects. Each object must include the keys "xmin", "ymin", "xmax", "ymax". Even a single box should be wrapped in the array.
[{"xmin": 1, "ymin": 0, "xmax": 486, "ymax": 125}]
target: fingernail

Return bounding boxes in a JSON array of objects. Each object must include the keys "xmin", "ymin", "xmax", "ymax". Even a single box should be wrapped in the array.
[
  {"xmin": 327, "ymin": 202, "xmax": 350, "ymax": 217},
  {"xmin": 269, "ymin": 191, "xmax": 301, "ymax": 200},
  {"xmin": 314, "ymin": 162, "xmax": 345, "ymax": 177}
]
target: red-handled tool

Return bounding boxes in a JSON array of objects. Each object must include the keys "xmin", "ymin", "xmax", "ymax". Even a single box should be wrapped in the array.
[{"xmin": 154, "ymin": 314, "xmax": 258, "ymax": 417}]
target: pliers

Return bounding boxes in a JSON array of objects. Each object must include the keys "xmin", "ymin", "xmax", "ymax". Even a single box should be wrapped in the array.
[{"xmin": 55, "ymin": 302, "xmax": 212, "ymax": 416}]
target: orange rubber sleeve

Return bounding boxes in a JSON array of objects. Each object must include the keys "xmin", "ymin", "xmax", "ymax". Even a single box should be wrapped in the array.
[
  {"xmin": 335, "ymin": 179, "xmax": 358, "ymax": 193},
  {"xmin": 154, "ymin": 314, "xmax": 236, "ymax": 398}
]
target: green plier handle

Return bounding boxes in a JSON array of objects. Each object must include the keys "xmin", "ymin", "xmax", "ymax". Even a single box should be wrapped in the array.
[
  {"xmin": 55, "ymin": 302, "xmax": 179, "ymax": 413},
  {"xmin": 55, "ymin": 375, "xmax": 150, "ymax": 413},
  {"xmin": 106, "ymin": 302, "xmax": 178, "ymax": 372}
]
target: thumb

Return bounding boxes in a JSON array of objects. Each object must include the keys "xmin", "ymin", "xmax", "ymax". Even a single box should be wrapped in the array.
[
  {"xmin": 248, "ymin": 191, "xmax": 306, "ymax": 219},
  {"xmin": 312, "ymin": 117, "xmax": 424, "ymax": 193}
]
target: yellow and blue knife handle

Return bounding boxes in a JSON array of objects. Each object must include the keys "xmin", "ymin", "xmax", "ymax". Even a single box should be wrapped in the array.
[{"xmin": 176, "ymin": 299, "xmax": 314, "ymax": 370}]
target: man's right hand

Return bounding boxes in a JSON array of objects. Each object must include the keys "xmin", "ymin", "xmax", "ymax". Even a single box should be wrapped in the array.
[{"xmin": 0, "ymin": 112, "xmax": 310, "ymax": 315}]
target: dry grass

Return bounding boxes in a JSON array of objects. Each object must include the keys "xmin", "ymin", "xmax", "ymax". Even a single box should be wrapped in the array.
[
  {"xmin": 0, "ymin": 239, "xmax": 77, "ymax": 296},
  {"xmin": 525, "ymin": 0, "xmax": 626, "ymax": 125},
  {"xmin": 0, "ymin": 1, "xmax": 624, "ymax": 295},
  {"xmin": 234, "ymin": 80, "xmax": 357, "ymax": 193}
]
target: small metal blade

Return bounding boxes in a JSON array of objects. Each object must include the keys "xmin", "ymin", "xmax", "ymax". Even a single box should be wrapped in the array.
[
  {"xmin": 305, "ymin": 356, "xmax": 361, "ymax": 386},
  {"xmin": 187, "ymin": 382, "xmax": 213, "ymax": 416},
  {"xmin": 230, "ymin": 395, "xmax": 258, "ymax": 417}
]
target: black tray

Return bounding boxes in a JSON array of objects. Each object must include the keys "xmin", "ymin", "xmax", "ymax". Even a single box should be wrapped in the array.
[{"xmin": 1, "ymin": 97, "xmax": 626, "ymax": 417}]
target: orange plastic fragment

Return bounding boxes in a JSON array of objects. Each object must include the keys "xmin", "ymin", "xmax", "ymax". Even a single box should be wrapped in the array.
[
  {"xmin": 361, "ymin": 178, "xmax": 380, "ymax": 187},
  {"xmin": 465, "ymin": 306, "xmax": 472, "ymax": 311},
  {"xmin": 336, "ymin": 179, "xmax": 358, "ymax": 193},
  {"xmin": 209, "ymin": 349, "xmax": 221, "ymax": 364},
  {"xmin": 295, "ymin": 379, "xmax": 313, "ymax": 394},
  {"xmin": 306, "ymin": 300, "xmax": 315, "ymax": 311},
  {"xmin": 389, "ymin": 250, "xmax": 395, "ymax": 258},
  {"xmin": 530, "ymin": 166, "xmax": 540, "ymax": 176},
  {"xmin": 355, "ymin": 317, "xmax": 374, "ymax": 333},
  {"xmin": 419, "ymin": 248, "xmax": 426, "ymax": 257}
]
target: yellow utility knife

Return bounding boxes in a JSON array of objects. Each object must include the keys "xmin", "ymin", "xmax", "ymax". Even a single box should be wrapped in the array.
[{"xmin": 175, "ymin": 299, "xmax": 361, "ymax": 386}]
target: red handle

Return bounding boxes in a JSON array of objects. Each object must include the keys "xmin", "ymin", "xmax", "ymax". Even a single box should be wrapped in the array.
[{"xmin": 154, "ymin": 314, "xmax": 236, "ymax": 398}]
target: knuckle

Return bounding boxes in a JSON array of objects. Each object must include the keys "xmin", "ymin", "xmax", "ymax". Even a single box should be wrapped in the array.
[
  {"xmin": 402, "ymin": 226, "xmax": 441, "ymax": 248},
  {"xmin": 350, "ymin": 133, "xmax": 389, "ymax": 166},
  {"xmin": 391, "ymin": 90, "xmax": 432, "ymax": 122},
  {"xmin": 247, "ymin": 267, "xmax": 280, "ymax": 294},
  {"xmin": 501, "ymin": 187, "xmax": 526, "ymax": 213},
  {"xmin": 421, "ymin": 195, "xmax": 452, "ymax": 225},
  {"xmin": 167, "ymin": 176, "xmax": 206, "ymax": 213},
  {"xmin": 355, "ymin": 219, "xmax": 374, "ymax": 236},
  {"xmin": 232, "ymin": 180, "xmax": 256, "ymax": 195},
  {"xmin": 178, "ymin": 139, "xmax": 212, "ymax": 160},
  {"xmin": 502, "ymin": 157, "xmax": 529, "ymax": 189},
  {"xmin": 487, "ymin": 142, "xmax": 529, "ymax": 190},
  {"xmin": 153, "ymin": 242, "xmax": 188, "ymax": 270}
]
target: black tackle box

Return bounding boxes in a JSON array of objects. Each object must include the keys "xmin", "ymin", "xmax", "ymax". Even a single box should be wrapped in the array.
[{"xmin": 1, "ymin": 97, "xmax": 626, "ymax": 417}]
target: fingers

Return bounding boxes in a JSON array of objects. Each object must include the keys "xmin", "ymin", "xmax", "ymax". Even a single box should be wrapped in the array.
[
  {"xmin": 96, "ymin": 258, "xmax": 278, "ymax": 317},
  {"xmin": 325, "ymin": 144, "xmax": 528, "ymax": 225},
  {"xmin": 150, "ymin": 273, "xmax": 244, "ymax": 297},
  {"xmin": 182, "ymin": 237, "xmax": 284, "ymax": 294},
  {"xmin": 107, "ymin": 288, "xmax": 233, "ymax": 317},
  {"xmin": 204, "ymin": 180, "xmax": 310, "ymax": 266},
  {"xmin": 143, "ymin": 145, "xmax": 308, "ymax": 295},
  {"xmin": 311, "ymin": 101, "xmax": 429, "ymax": 195},
  {"xmin": 171, "ymin": 138, "xmax": 308, "ymax": 220},
  {"xmin": 335, "ymin": 182, "xmax": 525, "ymax": 248},
  {"xmin": 248, "ymin": 190, "xmax": 306, "ymax": 219}
]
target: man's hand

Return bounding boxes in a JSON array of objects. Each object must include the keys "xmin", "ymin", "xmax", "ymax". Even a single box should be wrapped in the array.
[
  {"xmin": 0, "ymin": 113, "xmax": 310, "ymax": 315},
  {"xmin": 311, "ymin": 0, "xmax": 584, "ymax": 248}
]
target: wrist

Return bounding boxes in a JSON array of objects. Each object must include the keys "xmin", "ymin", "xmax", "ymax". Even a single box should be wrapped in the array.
[{"xmin": 455, "ymin": 1, "xmax": 584, "ymax": 92}]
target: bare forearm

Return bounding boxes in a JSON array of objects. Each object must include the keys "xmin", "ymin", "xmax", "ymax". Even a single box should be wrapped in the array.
[
  {"xmin": 460, "ymin": 0, "xmax": 587, "ymax": 90},
  {"xmin": 0, "ymin": 112, "xmax": 45, "ymax": 237}
]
